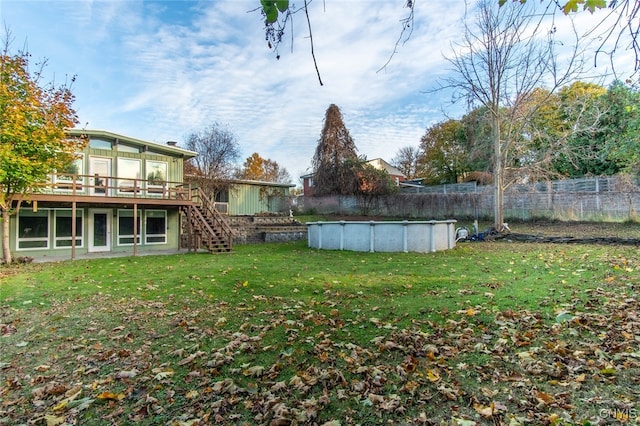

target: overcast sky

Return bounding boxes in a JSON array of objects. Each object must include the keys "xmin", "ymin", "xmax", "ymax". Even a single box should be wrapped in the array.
[{"xmin": 2, "ymin": 1, "xmax": 634, "ymax": 184}]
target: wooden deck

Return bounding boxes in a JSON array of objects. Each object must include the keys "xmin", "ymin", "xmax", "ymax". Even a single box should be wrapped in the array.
[{"xmin": 23, "ymin": 173, "xmax": 233, "ymax": 256}]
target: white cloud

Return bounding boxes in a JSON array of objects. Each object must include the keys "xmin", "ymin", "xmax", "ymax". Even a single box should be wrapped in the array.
[{"xmin": 3, "ymin": 0, "xmax": 636, "ymax": 183}]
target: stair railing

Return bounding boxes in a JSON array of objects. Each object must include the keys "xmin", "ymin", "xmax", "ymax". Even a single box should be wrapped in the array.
[
  {"xmin": 190, "ymin": 187, "xmax": 234, "ymax": 251},
  {"xmin": 182, "ymin": 204, "xmax": 217, "ymax": 252}
]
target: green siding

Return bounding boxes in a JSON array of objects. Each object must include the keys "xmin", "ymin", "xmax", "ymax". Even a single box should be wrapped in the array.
[
  {"xmin": 7, "ymin": 208, "xmax": 181, "ymax": 260},
  {"xmin": 227, "ymin": 183, "xmax": 290, "ymax": 215}
]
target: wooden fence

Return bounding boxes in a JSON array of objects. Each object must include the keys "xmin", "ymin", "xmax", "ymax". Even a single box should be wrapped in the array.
[{"xmin": 302, "ymin": 175, "xmax": 640, "ymax": 222}]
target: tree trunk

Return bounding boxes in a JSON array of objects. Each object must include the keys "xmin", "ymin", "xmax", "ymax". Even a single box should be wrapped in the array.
[
  {"xmin": 2, "ymin": 207, "xmax": 12, "ymax": 264},
  {"xmin": 492, "ymin": 115, "xmax": 504, "ymax": 229}
]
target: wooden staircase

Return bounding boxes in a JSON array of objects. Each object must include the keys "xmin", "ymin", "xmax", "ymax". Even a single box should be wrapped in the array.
[{"xmin": 180, "ymin": 187, "xmax": 233, "ymax": 253}]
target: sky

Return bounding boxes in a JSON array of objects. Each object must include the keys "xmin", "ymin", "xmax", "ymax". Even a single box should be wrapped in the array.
[{"xmin": 1, "ymin": 0, "xmax": 635, "ymax": 185}]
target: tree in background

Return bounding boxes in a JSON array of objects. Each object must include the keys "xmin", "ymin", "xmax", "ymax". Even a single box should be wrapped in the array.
[
  {"xmin": 601, "ymin": 80, "xmax": 640, "ymax": 174},
  {"xmin": 459, "ymin": 107, "xmax": 494, "ymax": 175},
  {"xmin": 391, "ymin": 146, "xmax": 420, "ymax": 180},
  {"xmin": 416, "ymin": 119, "xmax": 469, "ymax": 185},
  {"xmin": 351, "ymin": 161, "xmax": 398, "ymax": 214},
  {"xmin": 441, "ymin": 0, "xmax": 583, "ymax": 228},
  {"xmin": 521, "ymin": 81, "xmax": 633, "ymax": 179},
  {"xmin": 0, "ymin": 33, "xmax": 84, "ymax": 264},
  {"xmin": 184, "ymin": 122, "xmax": 241, "ymax": 197},
  {"xmin": 311, "ymin": 104, "xmax": 359, "ymax": 195},
  {"xmin": 237, "ymin": 152, "xmax": 292, "ymax": 184},
  {"xmin": 553, "ymin": 81, "xmax": 612, "ymax": 177}
]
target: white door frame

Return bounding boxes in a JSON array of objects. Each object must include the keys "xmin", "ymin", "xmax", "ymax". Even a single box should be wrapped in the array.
[{"xmin": 88, "ymin": 209, "xmax": 111, "ymax": 252}]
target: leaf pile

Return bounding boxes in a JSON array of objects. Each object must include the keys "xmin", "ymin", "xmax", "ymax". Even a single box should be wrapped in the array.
[{"xmin": 1, "ymin": 243, "xmax": 639, "ymax": 425}]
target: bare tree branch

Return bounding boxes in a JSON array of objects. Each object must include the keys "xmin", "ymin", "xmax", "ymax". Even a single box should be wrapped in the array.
[
  {"xmin": 377, "ymin": 0, "xmax": 416, "ymax": 73},
  {"xmin": 303, "ymin": 0, "xmax": 323, "ymax": 86}
]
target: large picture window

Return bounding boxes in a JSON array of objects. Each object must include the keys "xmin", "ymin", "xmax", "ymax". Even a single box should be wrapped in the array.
[
  {"xmin": 145, "ymin": 210, "xmax": 167, "ymax": 244},
  {"xmin": 17, "ymin": 210, "xmax": 49, "ymax": 250},
  {"xmin": 117, "ymin": 158, "xmax": 141, "ymax": 192},
  {"xmin": 54, "ymin": 209, "xmax": 83, "ymax": 248},
  {"xmin": 117, "ymin": 210, "xmax": 141, "ymax": 245}
]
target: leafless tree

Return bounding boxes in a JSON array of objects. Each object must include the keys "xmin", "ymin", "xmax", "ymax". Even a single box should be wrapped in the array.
[
  {"xmin": 391, "ymin": 146, "xmax": 421, "ymax": 180},
  {"xmin": 441, "ymin": 0, "xmax": 584, "ymax": 228},
  {"xmin": 184, "ymin": 122, "xmax": 241, "ymax": 197}
]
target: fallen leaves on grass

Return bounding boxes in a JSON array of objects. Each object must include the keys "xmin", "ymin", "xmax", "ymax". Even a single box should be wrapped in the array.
[{"xmin": 1, "ymin": 258, "xmax": 639, "ymax": 425}]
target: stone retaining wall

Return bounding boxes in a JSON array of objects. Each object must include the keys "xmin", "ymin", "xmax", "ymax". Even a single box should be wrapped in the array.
[{"xmin": 229, "ymin": 215, "xmax": 307, "ymax": 244}]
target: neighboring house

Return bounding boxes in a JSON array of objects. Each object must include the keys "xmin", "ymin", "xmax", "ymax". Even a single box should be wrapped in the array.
[
  {"xmin": 211, "ymin": 179, "xmax": 295, "ymax": 215},
  {"xmin": 300, "ymin": 173, "xmax": 316, "ymax": 197},
  {"xmin": 5, "ymin": 129, "xmax": 233, "ymax": 261},
  {"xmin": 300, "ymin": 158, "xmax": 406, "ymax": 196},
  {"xmin": 366, "ymin": 158, "xmax": 406, "ymax": 185}
]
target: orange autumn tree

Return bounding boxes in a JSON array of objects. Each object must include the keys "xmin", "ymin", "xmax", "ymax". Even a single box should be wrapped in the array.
[
  {"xmin": 0, "ymin": 34, "xmax": 85, "ymax": 264},
  {"xmin": 238, "ymin": 152, "xmax": 291, "ymax": 183}
]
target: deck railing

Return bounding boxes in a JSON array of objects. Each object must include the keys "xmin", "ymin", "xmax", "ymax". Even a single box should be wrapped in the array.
[{"xmin": 35, "ymin": 173, "xmax": 194, "ymax": 200}]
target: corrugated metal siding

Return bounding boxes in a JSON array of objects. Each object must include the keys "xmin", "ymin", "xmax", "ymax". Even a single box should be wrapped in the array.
[
  {"xmin": 229, "ymin": 184, "xmax": 268, "ymax": 215},
  {"xmin": 227, "ymin": 184, "xmax": 289, "ymax": 215}
]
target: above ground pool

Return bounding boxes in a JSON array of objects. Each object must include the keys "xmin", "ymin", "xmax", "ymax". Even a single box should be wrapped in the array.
[{"xmin": 307, "ymin": 220, "xmax": 457, "ymax": 253}]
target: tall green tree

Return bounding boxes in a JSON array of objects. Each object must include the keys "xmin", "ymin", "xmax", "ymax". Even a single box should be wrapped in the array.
[
  {"xmin": 554, "ymin": 81, "xmax": 613, "ymax": 176},
  {"xmin": 1, "ymin": 35, "xmax": 83, "ymax": 264},
  {"xmin": 417, "ymin": 119, "xmax": 468, "ymax": 185},
  {"xmin": 602, "ymin": 80, "xmax": 640, "ymax": 174},
  {"xmin": 311, "ymin": 104, "xmax": 359, "ymax": 195}
]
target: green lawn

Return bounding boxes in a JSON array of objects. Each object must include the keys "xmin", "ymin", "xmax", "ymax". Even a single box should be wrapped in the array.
[{"xmin": 1, "ymin": 240, "xmax": 639, "ymax": 425}]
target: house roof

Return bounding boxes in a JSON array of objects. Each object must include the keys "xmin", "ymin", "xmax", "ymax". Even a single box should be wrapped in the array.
[
  {"xmin": 366, "ymin": 158, "xmax": 406, "ymax": 178},
  {"xmin": 68, "ymin": 128, "xmax": 198, "ymax": 159},
  {"xmin": 185, "ymin": 175, "xmax": 295, "ymax": 188},
  {"xmin": 227, "ymin": 178, "xmax": 295, "ymax": 188}
]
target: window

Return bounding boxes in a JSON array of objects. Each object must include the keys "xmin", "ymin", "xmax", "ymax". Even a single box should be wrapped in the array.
[
  {"xmin": 116, "ymin": 144, "xmax": 140, "ymax": 153},
  {"xmin": 146, "ymin": 160, "xmax": 168, "ymax": 193},
  {"xmin": 215, "ymin": 190, "xmax": 229, "ymax": 203},
  {"xmin": 54, "ymin": 209, "xmax": 83, "ymax": 248},
  {"xmin": 145, "ymin": 210, "xmax": 167, "ymax": 244},
  {"xmin": 117, "ymin": 210, "xmax": 141, "ymax": 245},
  {"xmin": 117, "ymin": 158, "xmax": 141, "ymax": 192},
  {"xmin": 89, "ymin": 138, "xmax": 112, "ymax": 150},
  {"xmin": 54, "ymin": 155, "xmax": 84, "ymax": 192},
  {"xmin": 17, "ymin": 210, "xmax": 49, "ymax": 250}
]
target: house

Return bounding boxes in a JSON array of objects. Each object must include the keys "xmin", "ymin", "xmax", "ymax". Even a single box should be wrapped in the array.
[
  {"xmin": 4, "ymin": 129, "xmax": 234, "ymax": 261},
  {"xmin": 300, "ymin": 172, "xmax": 316, "ymax": 197},
  {"xmin": 365, "ymin": 158, "xmax": 406, "ymax": 185},
  {"xmin": 300, "ymin": 158, "xmax": 406, "ymax": 196}
]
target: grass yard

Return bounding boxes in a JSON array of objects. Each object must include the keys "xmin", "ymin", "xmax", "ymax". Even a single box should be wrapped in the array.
[{"xmin": 1, "ymin": 238, "xmax": 639, "ymax": 425}]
